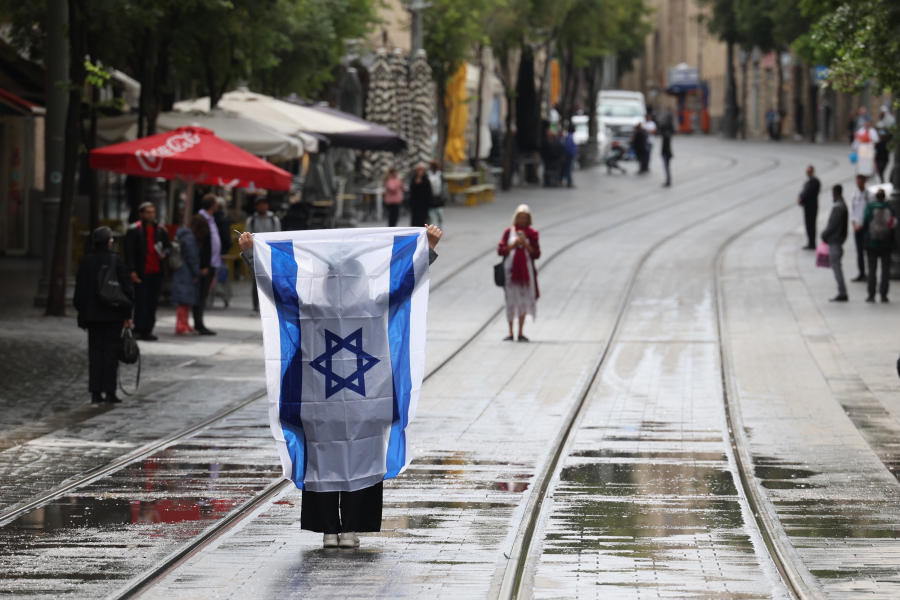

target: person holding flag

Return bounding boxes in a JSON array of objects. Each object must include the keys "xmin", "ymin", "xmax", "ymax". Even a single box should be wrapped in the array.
[{"xmin": 238, "ymin": 225, "xmax": 441, "ymax": 548}]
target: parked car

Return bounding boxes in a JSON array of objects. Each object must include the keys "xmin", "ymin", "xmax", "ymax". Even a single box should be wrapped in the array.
[{"xmin": 597, "ymin": 90, "xmax": 647, "ymax": 146}]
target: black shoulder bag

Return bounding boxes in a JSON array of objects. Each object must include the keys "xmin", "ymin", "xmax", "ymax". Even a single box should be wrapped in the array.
[
  {"xmin": 494, "ymin": 261, "xmax": 505, "ymax": 287},
  {"xmin": 97, "ymin": 255, "xmax": 133, "ymax": 310},
  {"xmin": 118, "ymin": 326, "xmax": 141, "ymax": 396}
]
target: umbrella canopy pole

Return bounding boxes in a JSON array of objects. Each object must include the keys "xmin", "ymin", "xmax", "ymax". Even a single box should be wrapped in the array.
[{"xmin": 183, "ymin": 180, "xmax": 194, "ymax": 225}]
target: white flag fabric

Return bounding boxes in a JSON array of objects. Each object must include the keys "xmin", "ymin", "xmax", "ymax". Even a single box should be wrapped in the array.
[{"xmin": 253, "ymin": 227, "xmax": 429, "ymax": 492}]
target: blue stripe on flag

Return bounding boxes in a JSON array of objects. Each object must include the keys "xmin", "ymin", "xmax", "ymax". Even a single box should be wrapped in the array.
[
  {"xmin": 269, "ymin": 241, "xmax": 307, "ymax": 488},
  {"xmin": 385, "ymin": 235, "xmax": 418, "ymax": 478}
]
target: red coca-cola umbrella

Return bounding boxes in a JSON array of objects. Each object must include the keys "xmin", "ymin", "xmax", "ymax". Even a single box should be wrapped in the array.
[{"xmin": 90, "ymin": 126, "xmax": 292, "ymax": 189}]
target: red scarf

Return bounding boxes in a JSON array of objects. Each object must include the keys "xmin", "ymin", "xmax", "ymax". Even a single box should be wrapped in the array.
[{"xmin": 511, "ymin": 226, "xmax": 531, "ymax": 285}]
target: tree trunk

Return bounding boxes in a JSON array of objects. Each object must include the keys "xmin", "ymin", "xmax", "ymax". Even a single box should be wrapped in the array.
[
  {"xmin": 473, "ymin": 44, "xmax": 485, "ymax": 168},
  {"xmin": 436, "ymin": 77, "xmax": 447, "ymax": 169},
  {"xmin": 46, "ymin": 0, "xmax": 85, "ymax": 316},
  {"xmin": 740, "ymin": 54, "xmax": 748, "ymax": 140},
  {"xmin": 583, "ymin": 58, "xmax": 601, "ymax": 167},
  {"xmin": 806, "ymin": 66, "xmax": 818, "ymax": 143},
  {"xmin": 723, "ymin": 42, "xmax": 737, "ymax": 138},
  {"xmin": 775, "ymin": 51, "xmax": 785, "ymax": 139},
  {"xmin": 88, "ymin": 83, "xmax": 99, "ymax": 232}
]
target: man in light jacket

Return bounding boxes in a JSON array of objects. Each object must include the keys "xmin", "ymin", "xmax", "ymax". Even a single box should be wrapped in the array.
[
  {"xmin": 821, "ymin": 184, "xmax": 849, "ymax": 302},
  {"xmin": 244, "ymin": 195, "xmax": 281, "ymax": 312},
  {"xmin": 850, "ymin": 174, "xmax": 874, "ymax": 282}
]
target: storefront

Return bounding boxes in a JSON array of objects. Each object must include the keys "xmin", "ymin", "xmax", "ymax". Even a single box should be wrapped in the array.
[{"xmin": 0, "ymin": 88, "xmax": 44, "ymax": 256}]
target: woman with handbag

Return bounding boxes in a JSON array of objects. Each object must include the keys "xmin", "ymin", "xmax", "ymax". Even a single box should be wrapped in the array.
[
  {"xmin": 172, "ymin": 218, "xmax": 202, "ymax": 334},
  {"xmin": 73, "ymin": 226, "xmax": 134, "ymax": 404},
  {"xmin": 498, "ymin": 205, "xmax": 540, "ymax": 342}
]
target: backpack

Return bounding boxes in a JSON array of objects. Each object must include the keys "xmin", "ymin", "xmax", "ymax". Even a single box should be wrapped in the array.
[
  {"xmin": 96, "ymin": 255, "xmax": 133, "ymax": 310},
  {"xmin": 168, "ymin": 239, "xmax": 183, "ymax": 270},
  {"xmin": 869, "ymin": 206, "xmax": 894, "ymax": 242}
]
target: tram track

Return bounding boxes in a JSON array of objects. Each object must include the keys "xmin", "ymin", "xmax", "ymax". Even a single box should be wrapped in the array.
[
  {"xmin": 496, "ymin": 153, "xmax": 843, "ymax": 600},
  {"xmin": 110, "ymin": 148, "xmax": 780, "ymax": 599},
  {"xmin": 1, "ymin": 145, "xmax": 818, "ymax": 599}
]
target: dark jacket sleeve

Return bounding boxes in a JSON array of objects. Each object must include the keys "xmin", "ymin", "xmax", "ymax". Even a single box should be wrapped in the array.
[
  {"xmin": 73, "ymin": 258, "xmax": 87, "ymax": 315},
  {"xmin": 123, "ymin": 227, "xmax": 138, "ymax": 273},
  {"xmin": 498, "ymin": 228, "xmax": 511, "ymax": 257},
  {"xmin": 115, "ymin": 255, "xmax": 134, "ymax": 301},
  {"xmin": 799, "ymin": 178, "xmax": 820, "ymax": 205},
  {"xmin": 821, "ymin": 204, "xmax": 845, "ymax": 243},
  {"xmin": 428, "ymin": 248, "xmax": 437, "ymax": 265},
  {"xmin": 157, "ymin": 224, "xmax": 172, "ymax": 252},
  {"xmin": 527, "ymin": 229, "xmax": 541, "ymax": 260},
  {"xmin": 240, "ymin": 249, "xmax": 255, "ymax": 279}
]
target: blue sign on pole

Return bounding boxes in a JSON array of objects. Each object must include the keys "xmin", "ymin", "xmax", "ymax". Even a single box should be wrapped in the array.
[{"xmin": 815, "ymin": 66, "xmax": 829, "ymax": 82}]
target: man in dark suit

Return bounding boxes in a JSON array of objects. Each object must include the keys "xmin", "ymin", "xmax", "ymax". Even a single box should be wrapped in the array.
[
  {"xmin": 821, "ymin": 184, "xmax": 849, "ymax": 302},
  {"xmin": 797, "ymin": 165, "xmax": 821, "ymax": 249},
  {"xmin": 123, "ymin": 202, "xmax": 171, "ymax": 341},
  {"xmin": 74, "ymin": 227, "xmax": 134, "ymax": 404}
]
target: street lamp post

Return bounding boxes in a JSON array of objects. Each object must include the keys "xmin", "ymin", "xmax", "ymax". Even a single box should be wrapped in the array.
[{"xmin": 408, "ymin": 0, "xmax": 431, "ymax": 58}]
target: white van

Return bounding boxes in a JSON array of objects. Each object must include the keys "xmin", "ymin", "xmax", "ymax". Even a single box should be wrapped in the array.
[{"xmin": 597, "ymin": 90, "xmax": 647, "ymax": 144}]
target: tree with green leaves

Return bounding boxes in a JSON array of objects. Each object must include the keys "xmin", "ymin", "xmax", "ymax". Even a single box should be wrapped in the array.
[{"xmin": 700, "ymin": 0, "xmax": 744, "ymax": 138}]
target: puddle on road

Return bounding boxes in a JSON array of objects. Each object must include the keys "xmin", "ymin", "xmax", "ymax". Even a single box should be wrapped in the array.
[
  {"xmin": 754, "ymin": 463, "xmax": 821, "ymax": 490},
  {"xmin": 560, "ymin": 460, "xmax": 738, "ymax": 496},
  {"xmin": 0, "ymin": 434, "xmax": 280, "ymax": 597}
]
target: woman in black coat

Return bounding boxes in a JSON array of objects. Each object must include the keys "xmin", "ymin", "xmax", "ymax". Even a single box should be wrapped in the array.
[
  {"xmin": 73, "ymin": 227, "xmax": 134, "ymax": 404},
  {"xmin": 408, "ymin": 162, "xmax": 433, "ymax": 228},
  {"xmin": 189, "ymin": 214, "xmax": 215, "ymax": 335}
]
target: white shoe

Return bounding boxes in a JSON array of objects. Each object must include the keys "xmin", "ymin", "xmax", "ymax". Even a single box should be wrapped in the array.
[
  {"xmin": 323, "ymin": 534, "xmax": 339, "ymax": 548},
  {"xmin": 338, "ymin": 532, "xmax": 360, "ymax": 548}
]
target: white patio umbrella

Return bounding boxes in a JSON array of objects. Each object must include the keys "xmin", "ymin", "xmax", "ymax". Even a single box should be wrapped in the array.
[
  {"xmin": 157, "ymin": 109, "xmax": 304, "ymax": 162},
  {"xmin": 408, "ymin": 49, "xmax": 435, "ymax": 165}
]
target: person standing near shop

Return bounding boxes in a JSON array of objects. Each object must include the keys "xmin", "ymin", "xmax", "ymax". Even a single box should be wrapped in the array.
[
  {"xmin": 850, "ymin": 174, "xmax": 874, "ymax": 282},
  {"xmin": 74, "ymin": 227, "xmax": 133, "ymax": 404},
  {"xmin": 660, "ymin": 114, "xmax": 674, "ymax": 187},
  {"xmin": 797, "ymin": 165, "xmax": 821, "ymax": 250},
  {"xmin": 408, "ymin": 162, "xmax": 433, "ymax": 228},
  {"xmin": 561, "ymin": 124, "xmax": 578, "ymax": 188},
  {"xmin": 124, "ymin": 202, "xmax": 170, "ymax": 341},
  {"xmin": 384, "ymin": 168, "xmax": 404, "ymax": 227},
  {"xmin": 172, "ymin": 218, "xmax": 202, "ymax": 334},
  {"xmin": 821, "ymin": 184, "xmax": 849, "ymax": 302},
  {"xmin": 244, "ymin": 195, "xmax": 281, "ymax": 312},
  {"xmin": 863, "ymin": 189, "xmax": 896, "ymax": 303},
  {"xmin": 195, "ymin": 194, "xmax": 221, "ymax": 335}
]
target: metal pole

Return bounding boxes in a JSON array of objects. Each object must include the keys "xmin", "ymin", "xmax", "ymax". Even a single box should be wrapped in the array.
[
  {"xmin": 35, "ymin": 0, "xmax": 69, "ymax": 306},
  {"xmin": 408, "ymin": 0, "xmax": 431, "ymax": 58}
]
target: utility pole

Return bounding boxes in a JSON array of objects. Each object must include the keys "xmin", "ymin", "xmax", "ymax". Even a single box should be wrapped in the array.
[
  {"xmin": 35, "ymin": 0, "xmax": 69, "ymax": 307},
  {"xmin": 408, "ymin": 0, "xmax": 431, "ymax": 58}
]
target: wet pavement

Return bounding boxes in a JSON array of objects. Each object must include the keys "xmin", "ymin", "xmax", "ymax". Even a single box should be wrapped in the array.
[{"xmin": 4, "ymin": 138, "xmax": 899, "ymax": 599}]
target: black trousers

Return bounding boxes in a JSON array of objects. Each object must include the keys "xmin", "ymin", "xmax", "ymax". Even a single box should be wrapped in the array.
[
  {"xmin": 300, "ymin": 482, "xmax": 383, "ymax": 534},
  {"xmin": 867, "ymin": 249, "xmax": 892, "ymax": 299},
  {"xmin": 854, "ymin": 230, "xmax": 867, "ymax": 277},
  {"xmin": 803, "ymin": 202, "xmax": 818, "ymax": 248},
  {"xmin": 133, "ymin": 272, "xmax": 162, "ymax": 335},
  {"xmin": 662, "ymin": 156, "xmax": 671, "ymax": 184},
  {"xmin": 87, "ymin": 321, "xmax": 122, "ymax": 394},
  {"xmin": 386, "ymin": 204, "xmax": 400, "ymax": 227},
  {"xmin": 193, "ymin": 268, "xmax": 216, "ymax": 329}
]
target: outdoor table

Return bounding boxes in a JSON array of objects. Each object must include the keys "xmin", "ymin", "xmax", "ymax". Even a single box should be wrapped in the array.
[{"xmin": 443, "ymin": 171, "xmax": 477, "ymax": 202}]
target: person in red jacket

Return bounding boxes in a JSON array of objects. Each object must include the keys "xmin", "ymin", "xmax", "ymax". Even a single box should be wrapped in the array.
[{"xmin": 498, "ymin": 204, "xmax": 540, "ymax": 341}]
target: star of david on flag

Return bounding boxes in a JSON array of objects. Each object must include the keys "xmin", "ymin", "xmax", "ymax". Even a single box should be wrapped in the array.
[
  {"xmin": 252, "ymin": 228, "xmax": 430, "ymax": 493},
  {"xmin": 310, "ymin": 329, "xmax": 380, "ymax": 398}
]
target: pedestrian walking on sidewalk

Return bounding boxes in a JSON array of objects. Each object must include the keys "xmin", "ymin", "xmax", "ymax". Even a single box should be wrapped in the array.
[
  {"xmin": 195, "ymin": 195, "xmax": 221, "ymax": 335},
  {"xmin": 236, "ymin": 226, "xmax": 443, "ymax": 549},
  {"xmin": 408, "ymin": 161, "xmax": 433, "ymax": 228},
  {"xmin": 427, "ymin": 160, "xmax": 445, "ymax": 229},
  {"xmin": 660, "ymin": 114, "xmax": 674, "ymax": 187},
  {"xmin": 632, "ymin": 123, "xmax": 648, "ymax": 174},
  {"xmin": 74, "ymin": 226, "xmax": 133, "ymax": 404},
  {"xmin": 244, "ymin": 195, "xmax": 281, "ymax": 312},
  {"xmin": 821, "ymin": 184, "xmax": 849, "ymax": 302},
  {"xmin": 864, "ymin": 189, "xmax": 896, "ymax": 303},
  {"xmin": 213, "ymin": 197, "xmax": 234, "ymax": 308},
  {"xmin": 171, "ymin": 221, "xmax": 201, "ymax": 334},
  {"xmin": 384, "ymin": 168, "xmax": 403, "ymax": 227},
  {"xmin": 124, "ymin": 202, "xmax": 170, "ymax": 341},
  {"xmin": 561, "ymin": 124, "xmax": 578, "ymax": 188},
  {"xmin": 498, "ymin": 204, "xmax": 540, "ymax": 342},
  {"xmin": 797, "ymin": 165, "xmax": 821, "ymax": 250},
  {"xmin": 642, "ymin": 112, "xmax": 657, "ymax": 173},
  {"xmin": 850, "ymin": 174, "xmax": 874, "ymax": 282}
]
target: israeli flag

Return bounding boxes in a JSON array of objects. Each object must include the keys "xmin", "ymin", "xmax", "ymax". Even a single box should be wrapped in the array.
[{"xmin": 253, "ymin": 228, "xmax": 429, "ymax": 492}]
